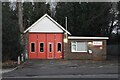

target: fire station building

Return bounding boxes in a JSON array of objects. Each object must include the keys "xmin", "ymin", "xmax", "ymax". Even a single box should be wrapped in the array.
[{"xmin": 24, "ymin": 14, "xmax": 108, "ymax": 60}]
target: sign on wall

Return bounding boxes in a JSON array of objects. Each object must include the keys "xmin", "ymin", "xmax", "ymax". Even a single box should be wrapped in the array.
[{"xmin": 93, "ymin": 41, "xmax": 103, "ymax": 46}]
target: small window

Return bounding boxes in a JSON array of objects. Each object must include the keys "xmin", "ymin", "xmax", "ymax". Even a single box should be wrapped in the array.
[
  {"xmin": 40, "ymin": 43, "xmax": 44, "ymax": 52},
  {"xmin": 71, "ymin": 42, "xmax": 87, "ymax": 52},
  {"xmin": 57, "ymin": 43, "xmax": 62, "ymax": 52},
  {"xmin": 49, "ymin": 44, "xmax": 52, "ymax": 52},
  {"xmin": 31, "ymin": 43, "xmax": 35, "ymax": 52},
  {"xmin": 71, "ymin": 42, "xmax": 77, "ymax": 52}
]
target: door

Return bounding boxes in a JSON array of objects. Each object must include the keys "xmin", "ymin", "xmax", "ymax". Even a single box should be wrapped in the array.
[
  {"xmin": 28, "ymin": 33, "xmax": 63, "ymax": 59},
  {"xmin": 37, "ymin": 34, "xmax": 46, "ymax": 59},
  {"xmin": 28, "ymin": 33, "xmax": 37, "ymax": 59},
  {"xmin": 47, "ymin": 43, "xmax": 54, "ymax": 59},
  {"xmin": 55, "ymin": 34, "xmax": 63, "ymax": 59},
  {"xmin": 47, "ymin": 34, "xmax": 55, "ymax": 59}
]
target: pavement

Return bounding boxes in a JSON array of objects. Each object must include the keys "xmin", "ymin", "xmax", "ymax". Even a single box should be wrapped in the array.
[
  {"xmin": 1, "ymin": 68, "xmax": 17, "ymax": 74},
  {"xmin": 2, "ymin": 59, "xmax": 119, "ymax": 79}
]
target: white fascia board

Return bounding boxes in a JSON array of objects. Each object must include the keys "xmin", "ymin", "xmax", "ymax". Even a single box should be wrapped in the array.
[
  {"xmin": 29, "ymin": 31, "xmax": 63, "ymax": 33},
  {"xmin": 68, "ymin": 36, "xmax": 109, "ymax": 40},
  {"xmin": 46, "ymin": 14, "xmax": 71, "ymax": 35}
]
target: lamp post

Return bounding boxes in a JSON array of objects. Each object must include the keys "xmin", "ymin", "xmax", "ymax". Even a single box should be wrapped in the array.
[{"xmin": 64, "ymin": 17, "xmax": 68, "ymax": 43}]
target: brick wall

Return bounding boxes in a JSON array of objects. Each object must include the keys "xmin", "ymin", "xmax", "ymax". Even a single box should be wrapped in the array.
[{"xmin": 64, "ymin": 39, "xmax": 107, "ymax": 61}]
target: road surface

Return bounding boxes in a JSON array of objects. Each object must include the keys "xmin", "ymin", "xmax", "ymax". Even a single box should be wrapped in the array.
[{"xmin": 2, "ymin": 59, "xmax": 119, "ymax": 79}]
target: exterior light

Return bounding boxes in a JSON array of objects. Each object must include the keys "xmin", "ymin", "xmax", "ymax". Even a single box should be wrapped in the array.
[
  {"xmin": 88, "ymin": 42, "xmax": 92, "ymax": 45},
  {"xmin": 64, "ymin": 32, "xmax": 68, "ymax": 43},
  {"xmin": 64, "ymin": 38, "xmax": 68, "ymax": 43}
]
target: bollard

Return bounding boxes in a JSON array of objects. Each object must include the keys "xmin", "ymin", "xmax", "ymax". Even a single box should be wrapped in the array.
[
  {"xmin": 18, "ymin": 56, "xmax": 20, "ymax": 64},
  {"xmin": 25, "ymin": 53, "xmax": 28, "ymax": 60},
  {"xmin": 21, "ymin": 54, "xmax": 24, "ymax": 62}
]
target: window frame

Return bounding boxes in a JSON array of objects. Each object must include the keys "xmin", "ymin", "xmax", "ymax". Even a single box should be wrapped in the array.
[
  {"xmin": 71, "ymin": 42, "xmax": 77, "ymax": 52},
  {"xmin": 48, "ymin": 43, "xmax": 53, "ymax": 53},
  {"xmin": 57, "ymin": 42, "xmax": 62, "ymax": 53},
  {"xmin": 71, "ymin": 42, "xmax": 88, "ymax": 52},
  {"xmin": 39, "ymin": 42, "xmax": 44, "ymax": 53},
  {"xmin": 30, "ymin": 42, "xmax": 36, "ymax": 53}
]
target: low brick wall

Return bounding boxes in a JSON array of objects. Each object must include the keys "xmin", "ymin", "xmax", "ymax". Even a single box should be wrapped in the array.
[{"xmin": 64, "ymin": 39, "xmax": 107, "ymax": 61}]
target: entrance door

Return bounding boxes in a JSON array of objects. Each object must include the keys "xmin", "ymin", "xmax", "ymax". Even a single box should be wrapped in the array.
[
  {"xmin": 54, "ymin": 34, "xmax": 63, "ymax": 59},
  {"xmin": 47, "ymin": 34, "xmax": 55, "ymax": 59},
  {"xmin": 28, "ymin": 33, "xmax": 63, "ymax": 59},
  {"xmin": 37, "ymin": 34, "xmax": 46, "ymax": 59},
  {"xmin": 28, "ymin": 33, "xmax": 37, "ymax": 59},
  {"xmin": 47, "ymin": 43, "xmax": 54, "ymax": 59}
]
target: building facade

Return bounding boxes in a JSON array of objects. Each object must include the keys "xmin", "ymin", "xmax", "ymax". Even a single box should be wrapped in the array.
[
  {"xmin": 24, "ymin": 14, "xmax": 108, "ymax": 60},
  {"xmin": 64, "ymin": 37, "xmax": 108, "ymax": 60}
]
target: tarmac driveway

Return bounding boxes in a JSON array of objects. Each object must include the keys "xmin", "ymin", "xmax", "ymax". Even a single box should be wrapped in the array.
[{"xmin": 2, "ymin": 59, "xmax": 119, "ymax": 78}]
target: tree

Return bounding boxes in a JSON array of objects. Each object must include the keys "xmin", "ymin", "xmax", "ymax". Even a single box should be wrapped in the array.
[
  {"xmin": 3, "ymin": 2, "xmax": 119, "ymax": 61},
  {"xmin": 2, "ymin": 2, "xmax": 20, "ymax": 61},
  {"xmin": 17, "ymin": 2, "xmax": 25, "ymax": 57},
  {"xmin": 108, "ymin": 2, "xmax": 120, "ymax": 38},
  {"xmin": 2, "ymin": 2, "xmax": 51, "ymax": 61},
  {"xmin": 23, "ymin": 2, "xmax": 50, "ymax": 29},
  {"xmin": 56, "ymin": 2, "xmax": 111, "ymax": 36}
]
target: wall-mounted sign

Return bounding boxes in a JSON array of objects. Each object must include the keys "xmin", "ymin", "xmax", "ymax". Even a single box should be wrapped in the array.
[
  {"xmin": 88, "ymin": 50, "xmax": 92, "ymax": 54},
  {"xmin": 93, "ymin": 41, "xmax": 103, "ymax": 46}
]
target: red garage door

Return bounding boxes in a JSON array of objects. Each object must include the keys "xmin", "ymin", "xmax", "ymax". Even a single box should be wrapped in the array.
[{"xmin": 28, "ymin": 33, "xmax": 63, "ymax": 59}]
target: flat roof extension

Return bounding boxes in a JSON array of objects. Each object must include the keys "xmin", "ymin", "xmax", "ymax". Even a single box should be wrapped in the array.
[{"xmin": 68, "ymin": 36, "xmax": 109, "ymax": 40}]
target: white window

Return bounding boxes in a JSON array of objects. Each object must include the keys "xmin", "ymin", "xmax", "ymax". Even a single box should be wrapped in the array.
[
  {"xmin": 71, "ymin": 42, "xmax": 87, "ymax": 52},
  {"xmin": 71, "ymin": 42, "xmax": 77, "ymax": 52}
]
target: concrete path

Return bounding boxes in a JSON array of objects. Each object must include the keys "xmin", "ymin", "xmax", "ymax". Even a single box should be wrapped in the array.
[{"xmin": 1, "ymin": 68, "xmax": 17, "ymax": 74}]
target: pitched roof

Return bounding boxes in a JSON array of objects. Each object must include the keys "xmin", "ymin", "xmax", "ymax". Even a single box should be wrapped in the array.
[{"xmin": 24, "ymin": 14, "xmax": 71, "ymax": 35}]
